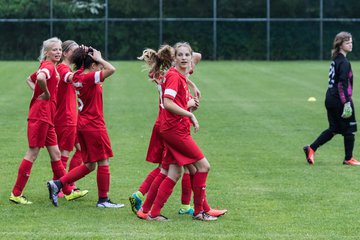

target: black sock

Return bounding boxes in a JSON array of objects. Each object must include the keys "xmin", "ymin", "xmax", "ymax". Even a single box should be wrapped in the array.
[
  {"xmin": 344, "ymin": 134, "xmax": 355, "ymax": 160},
  {"xmin": 310, "ymin": 129, "xmax": 334, "ymax": 151},
  {"xmin": 98, "ymin": 197, "xmax": 108, "ymax": 203},
  {"xmin": 54, "ymin": 180, "xmax": 63, "ymax": 189}
]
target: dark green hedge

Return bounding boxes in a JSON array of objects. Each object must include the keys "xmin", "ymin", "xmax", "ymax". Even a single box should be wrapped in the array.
[{"xmin": 1, "ymin": 0, "xmax": 360, "ymax": 60}]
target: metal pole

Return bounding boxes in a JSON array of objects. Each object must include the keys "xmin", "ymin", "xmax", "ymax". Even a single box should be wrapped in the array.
[
  {"xmin": 159, "ymin": 0, "xmax": 163, "ymax": 45},
  {"xmin": 104, "ymin": 0, "xmax": 108, "ymax": 59},
  {"xmin": 50, "ymin": 0, "xmax": 53, "ymax": 37},
  {"xmin": 213, "ymin": 0, "xmax": 217, "ymax": 60},
  {"xmin": 266, "ymin": 0, "xmax": 270, "ymax": 60},
  {"xmin": 319, "ymin": 0, "xmax": 323, "ymax": 60}
]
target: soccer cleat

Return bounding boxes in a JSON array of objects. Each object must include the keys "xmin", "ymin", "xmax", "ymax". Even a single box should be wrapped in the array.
[
  {"xmin": 206, "ymin": 208, "xmax": 228, "ymax": 217},
  {"xmin": 193, "ymin": 211, "xmax": 218, "ymax": 221},
  {"xmin": 147, "ymin": 214, "xmax": 169, "ymax": 221},
  {"xmin": 9, "ymin": 193, "xmax": 32, "ymax": 205},
  {"xmin": 343, "ymin": 158, "xmax": 360, "ymax": 166},
  {"xmin": 64, "ymin": 189, "xmax": 89, "ymax": 201},
  {"xmin": 96, "ymin": 199, "xmax": 124, "ymax": 208},
  {"xmin": 137, "ymin": 208, "xmax": 149, "ymax": 220},
  {"xmin": 47, "ymin": 180, "xmax": 60, "ymax": 207},
  {"xmin": 129, "ymin": 192, "xmax": 143, "ymax": 214},
  {"xmin": 303, "ymin": 145, "xmax": 315, "ymax": 165},
  {"xmin": 178, "ymin": 206, "xmax": 194, "ymax": 215}
]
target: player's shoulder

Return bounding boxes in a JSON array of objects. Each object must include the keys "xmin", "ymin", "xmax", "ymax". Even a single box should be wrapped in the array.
[
  {"xmin": 57, "ymin": 63, "xmax": 70, "ymax": 72},
  {"xmin": 40, "ymin": 60, "xmax": 55, "ymax": 69}
]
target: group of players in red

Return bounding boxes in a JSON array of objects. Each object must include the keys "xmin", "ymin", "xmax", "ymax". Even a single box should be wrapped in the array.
[{"xmin": 9, "ymin": 37, "xmax": 227, "ymax": 221}]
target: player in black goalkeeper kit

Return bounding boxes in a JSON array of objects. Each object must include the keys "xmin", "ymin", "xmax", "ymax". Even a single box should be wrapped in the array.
[{"xmin": 304, "ymin": 31, "xmax": 359, "ymax": 165}]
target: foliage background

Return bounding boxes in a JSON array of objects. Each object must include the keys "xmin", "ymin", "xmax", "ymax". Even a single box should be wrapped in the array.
[{"xmin": 2, "ymin": 0, "xmax": 360, "ymax": 60}]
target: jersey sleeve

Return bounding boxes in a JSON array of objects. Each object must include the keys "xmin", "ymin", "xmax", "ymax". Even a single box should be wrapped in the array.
[
  {"xmin": 37, "ymin": 62, "xmax": 53, "ymax": 80},
  {"xmin": 82, "ymin": 71, "xmax": 103, "ymax": 86},
  {"xmin": 337, "ymin": 60, "xmax": 351, "ymax": 104},
  {"xmin": 30, "ymin": 71, "xmax": 37, "ymax": 83},
  {"xmin": 163, "ymin": 72, "xmax": 179, "ymax": 100}
]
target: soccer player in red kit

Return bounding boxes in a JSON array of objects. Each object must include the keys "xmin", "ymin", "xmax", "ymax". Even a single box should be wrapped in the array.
[
  {"xmin": 55, "ymin": 40, "xmax": 88, "ymax": 200},
  {"xmin": 130, "ymin": 46, "xmax": 201, "ymax": 215},
  {"xmin": 9, "ymin": 37, "xmax": 73, "ymax": 204},
  {"xmin": 138, "ymin": 42, "xmax": 226, "ymax": 221},
  {"xmin": 47, "ymin": 46, "xmax": 124, "ymax": 208}
]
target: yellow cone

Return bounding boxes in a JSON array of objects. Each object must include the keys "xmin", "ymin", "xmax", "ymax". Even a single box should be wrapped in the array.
[{"xmin": 308, "ymin": 97, "xmax": 316, "ymax": 102}]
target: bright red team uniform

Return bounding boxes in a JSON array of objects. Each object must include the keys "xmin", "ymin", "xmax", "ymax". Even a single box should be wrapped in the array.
[
  {"xmin": 160, "ymin": 67, "xmax": 204, "ymax": 166},
  {"xmin": 72, "ymin": 69, "xmax": 113, "ymax": 163},
  {"xmin": 55, "ymin": 63, "xmax": 78, "ymax": 151},
  {"xmin": 27, "ymin": 60, "xmax": 59, "ymax": 147}
]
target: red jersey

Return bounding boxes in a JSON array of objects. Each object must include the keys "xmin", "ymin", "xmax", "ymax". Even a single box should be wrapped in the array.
[
  {"xmin": 54, "ymin": 63, "xmax": 77, "ymax": 127},
  {"xmin": 30, "ymin": 72, "xmax": 37, "ymax": 83},
  {"xmin": 72, "ymin": 69, "xmax": 106, "ymax": 131},
  {"xmin": 28, "ymin": 60, "xmax": 59, "ymax": 125},
  {"xmin": 160, "ymin": 67, "xmax": 191, "ymax": 132}
]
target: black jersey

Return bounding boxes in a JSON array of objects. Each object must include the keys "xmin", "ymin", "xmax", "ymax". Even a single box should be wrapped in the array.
[{"xmin": 326, "ymin": 53, "xmax": 353, "ymax": 105}]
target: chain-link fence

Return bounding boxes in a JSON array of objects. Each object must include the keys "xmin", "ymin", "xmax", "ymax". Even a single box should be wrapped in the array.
[{"xmin": 1, "ymin": 0, "xmax": 360, "ymax": 60}]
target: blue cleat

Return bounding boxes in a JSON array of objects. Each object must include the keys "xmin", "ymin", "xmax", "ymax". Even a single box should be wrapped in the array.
[
  {"xmin": 178, "ymin": 205, "xmax": 194, "ymax": 215},
  {"xmin": 129, "ymin": 192, "xmax": 143, "ymax": 215}
]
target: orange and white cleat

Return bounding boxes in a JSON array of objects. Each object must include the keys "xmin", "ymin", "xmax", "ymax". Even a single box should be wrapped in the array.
[
  {"xmin": 137, "ymin": 208, "xmax": 149, "ymax": 220},
  {"xmin": 343, "ymin": 158, "xmax": 360, "ymax": 166},
  {"xmin": 206, "ymin": 208, "xmax": 228, "ymax": 217},
  {"xmin": 303, "ymin": 145, "xmax": 315, "ymax": 165}
]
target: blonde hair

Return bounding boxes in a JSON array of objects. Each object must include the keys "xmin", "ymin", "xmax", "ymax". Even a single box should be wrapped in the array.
[
  {"xmin": 137, "ymin": 45, "xmax": 174, "ymax": 80},
  {"xmin": 331, "ymin": 31, "xmax": 352, "ymax": 59},
  {"xmin": 38, "ymin": 37, "xmax": 62, "ymax": 61}
]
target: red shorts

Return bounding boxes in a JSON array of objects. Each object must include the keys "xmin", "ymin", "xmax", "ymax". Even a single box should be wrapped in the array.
[
  {"xmin": 161, "ymin": 128, "xmax": 204, "ymax": 167},
  {"xmin": 55, "ymin": 126, "xmax": 76, "ymax": 151},
  {"xmin": 27, "ymin": 119, "xmax": 57, "ymax": 147},
  {"xmin": 77, "ymin": 129, "xmax": 113, "ymax": 163},
  {"xmin": 146, "ymin": 123, "xmax": 165, "ymax": 164}
]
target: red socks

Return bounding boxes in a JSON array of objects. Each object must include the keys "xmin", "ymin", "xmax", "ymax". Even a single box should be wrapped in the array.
[
  {"xmin": 69, "ymin": 150, "xmax": 83, "ymax": 171},
  {"xmin": 150, "ymin": 177, "xmax": 176, "ymax": 217},
  {"xmin": 60, "ymin": 155, "xmax": 69, "ymax": 170},
  {"xmin": 139, "ymin": 167, "xmax": 161, "ymax": 195},
  {"xmin": 60, "ymin": 164, "xmax": 91, "ymax": 194},
  {"xmin": 203, "ymin": 192, "xmax": 211, "ymax": 212},
  {"xmin": 97, "ymin": 165, "xmax": 110, "ymax": 198},
  {"xmin": 142, "ymin": 172, "xmax": 167, "ymax": 213},
  {"xmin": 51, "ymin": 160, "xmax": 66, "ymax": 180},
  {"xmin": 192, "ymin": 172, "xmax": 208, "ymax": 215},
  {"xmin": 12, "ymin": 159, "xmax": 33, "ymax": 196},
  {"xmin": 181, "ymin": 172, "xmax": 192, "ymax": 205}
]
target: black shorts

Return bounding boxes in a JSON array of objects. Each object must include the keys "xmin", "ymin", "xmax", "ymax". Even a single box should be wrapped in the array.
[{"xmin": 325, "ymin": 100, "xmax": 357, "ymax": 135}]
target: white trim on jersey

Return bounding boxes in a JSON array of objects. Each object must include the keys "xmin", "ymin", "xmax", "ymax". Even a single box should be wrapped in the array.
[
  {"xmin": 64, "ymin": 72, "xmax": 72, "ymax": 83},
  {"xmin": 94, "ymin": 71, "xmax": 101, "ymax": 84},
  {"xmin": 164, "ymin": 88, "xmax": 177, "ymax": 98},
  {"xmin": 38, "ymin": 68, "xmax": 50, "ymax": 80}
]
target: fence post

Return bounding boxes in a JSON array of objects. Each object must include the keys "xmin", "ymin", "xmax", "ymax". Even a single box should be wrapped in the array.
[
  {"xmin": 105, "ymin": 0, "xmax": 108, "ymax": 59},
  {"xmin": 319, "ymin": 0, "xmax": 323, "ymax": 60},
  {"xmin": 212, "ymin": 0, "xmax": 217, "ymax": 60},
  {"xmin": 159, "ymin": 0, "xmax": 163, "ymax": 45},
  {"xmin": 50, "ymin": 0, "xmax": 53, "ymax": 37},
  {"xmin": 266, "ymin": 0, "xmax": 270, "ymax": 60}
]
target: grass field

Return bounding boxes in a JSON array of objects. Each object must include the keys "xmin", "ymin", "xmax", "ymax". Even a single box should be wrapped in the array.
[{"xmin": 1, "ymin": 60, "xmax": 360, "ymax": 239}]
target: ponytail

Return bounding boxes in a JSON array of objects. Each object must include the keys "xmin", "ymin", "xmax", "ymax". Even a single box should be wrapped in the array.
[{"xmin": 138, "ymin": 45, "xmax": 174, "ymax": 80}]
